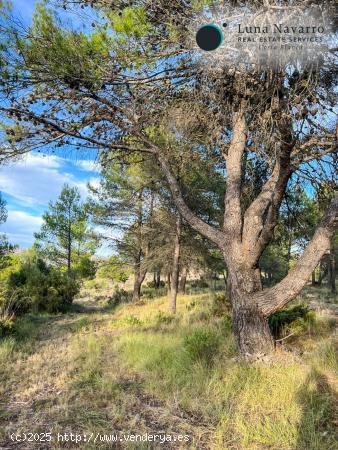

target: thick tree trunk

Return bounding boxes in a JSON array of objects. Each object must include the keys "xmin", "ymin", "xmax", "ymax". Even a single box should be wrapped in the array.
[
  {"xmin": 179, "ymin": 266, "xmax": 187, "ymax": 294},
  {"xmin": 228, "ymin": 266, "xmax": 274, "ymax": 355},
  {"xmin": 169, "ymin": 215, "xmax": 182, "ymax": 314},
  {"xmin": 233, "ymin": 304, "xmax": 274, "ymax": 355}
]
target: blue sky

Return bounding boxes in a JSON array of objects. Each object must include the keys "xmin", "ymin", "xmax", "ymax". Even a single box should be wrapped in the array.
[
  {"xmin": 0, "ymin": 152, "xmax": 101, "ymax": 248},
  {"xmin": 0, "ymin": 1, "xmax": 108, "ymax": 250},
  {"xmin": 12, "ymin": 0, "xmax": 35, "ymax": 23}
]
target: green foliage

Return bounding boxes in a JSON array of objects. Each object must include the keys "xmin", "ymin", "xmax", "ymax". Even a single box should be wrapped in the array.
[
  {"xmin": 74, "ymin": 255, "xmax": 97, "ymax": 279},
  {"xmin": 108, "ymin": 288, "xmax": 132, "ymax": 308},
  {"xmin": 191, "ymin": 0, "xmax": 215, "ymax": 11},
  {"xmin": 0, "ymin": 316, "xmax": 13, "ymax": 338},
  {"xmin": 155, "ymin": 311, "xmax": 175, "ymax": 325},
  {"xmin": 35, "ymin": 184, "xmax": 98, "ymax": 277},
  {"xmin": 146, "ymin": 280, "xmax": 165, "ymax": 288},
  {"xmin": 97, "ymin": 256, "xmax": 129, "ymax": 282},
  {"xmin": 111, "ymin": 7, "xmax": 150, "ymax": 38},
  {"xmin": 183, "ymin": 328, "xmax": 220, "ymax": 364},
  {"xmin": 190, "ymin": 279, "xmax": 209, "ymax": 289},
  {"xmin": 23, "ymin": 3, "xmax": 110, "ymax": 91},
  {"xmin": 119, "ymin": 315, "xmax": 142, "ymax": 326},
  {"xmin": 0, "ymin": 193, "xmax": 15, "ymax": 270},
  {"xmin": 211, "ymin": 292, "xmax": 230, "ymax": 317},
  {"xmin": 7, "ymin": 251, "xmax": 79, "ymax": 313},
  {"xmin": 0, "ymin": 288, "xmax": 23, "ymax": 338},
  {"xmin": 269, "ymin": 304, "xmax": 315, "ymax": 339},
  {"xmin": 141, "ymin": 286, "xmax": 167, "ymax": 299}
]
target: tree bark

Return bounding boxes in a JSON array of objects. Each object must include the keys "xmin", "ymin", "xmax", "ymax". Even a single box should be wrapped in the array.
[
  {"xmin": 167, "ymin": 272, "xmax": 171, "ymax": 292},
  {"xmin": 169, "ymin": 214, "xmax": 182, "ymax": 314},
  {"xmin": 233, "ymin": 303, "xmax": 274, "ymax": 355},
  {"xmin": 328, "ymin": 249, "xmax": 336, "ymax": 294},
  {"xmin": 132, "ymin": 268, "xmax": 147, "ymax": 302},
  {"xmin": 155, "ymin": 269, "xmax": 161, "ymax": 288},
  {"xmin": 132, "ymin": 189, "xmax": 147, "ymax": 302},
  {"xmin": 179, "ymin": 266, "xmax": 187, "ymax": 294},
  {"xmin": 228, "ymin": 264, "xmax": 274, "ymax": 354},
  {"xmin": 67, "ymin": 210, "xmax": 72, "ymax": 277}
]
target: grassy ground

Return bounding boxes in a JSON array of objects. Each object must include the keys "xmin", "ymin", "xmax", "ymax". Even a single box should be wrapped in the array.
[{"xmin": 0, "ymin": 284, "xmax": 337, "ymax": 449}]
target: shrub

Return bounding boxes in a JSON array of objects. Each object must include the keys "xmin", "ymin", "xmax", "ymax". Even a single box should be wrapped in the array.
[
  {"xmin": 74, "ymin": 256, "xmax": 97, "ymax": 279},
  {"xmin": 146, "ymin": 280, "xmax": 165, "ymax": 288},
  {"xmin": 190, "ymin": 279, "xmax": 209, "ymax": 289},
  {"xmin": 8, "ymin": 262, "xmax": 79, "ymax": 313},
  {"xmin": 0, "ymin": 317, "xmax": 14, "ymax": 338},
  {"xmin": 220, "ymin": 314, "xmax": 233, "ymax": 334},
  {"xmin": 97, "ymin": 256, "xmax": 129, "ymax": 282},
  {"xmin": 119, "ymin": 315, "xmax": 142, "ymax": 326},
  {"xmin": 156, "ymin": 311, "xmax": 175, "ymax": 325},
  {"xmin": 142, "ymin": 287, "xmax": 167, "ymax": 299},
  {"xmin": 0, "ymin": 290, "xmax": 23, "ymax": 337},
  {"xmin": 108, "ymin": 288, "xmax": 132, "ymax": 308},
  {"xmin": 211, "ymin": 292, "xmax": 231, "ymax": 317},
  {"xmin": 269, "ymin": 303, "xmax": 315, "ymax": 339},
  {"xmin": 183, "ymin": 328, "xmax": 220, "ymax": 364}
]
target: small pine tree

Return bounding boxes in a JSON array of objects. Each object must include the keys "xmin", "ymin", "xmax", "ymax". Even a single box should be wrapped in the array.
[{"xmin": 34, "ymin": 184, "xmax": 98, "ymax": 277}]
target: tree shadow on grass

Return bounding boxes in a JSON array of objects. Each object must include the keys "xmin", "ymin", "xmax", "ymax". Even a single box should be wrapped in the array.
[{"xmin": 295, "ymin": 369, "xmax": 338, "ymax": 450}]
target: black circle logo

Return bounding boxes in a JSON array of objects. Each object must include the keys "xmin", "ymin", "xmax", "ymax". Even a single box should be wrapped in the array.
[{"xmin": 196, "ymin": 24, "xmax": 223, "ymax": 51}]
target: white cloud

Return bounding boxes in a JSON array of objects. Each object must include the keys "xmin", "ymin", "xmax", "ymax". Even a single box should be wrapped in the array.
[
  {"xmin": 0, "ymin": 153, "xmax": 102, "ymax": 248},
  {"xmin": 76, "ymin": 159, "xmax": 100, "ymax": 173},
  {"xmin": 1, "ymin": 210, "xmax": 43, "ymax": 248},
  {"xmin": 0, "ymin": 153, "xmax": 89, "ymax": 206}
]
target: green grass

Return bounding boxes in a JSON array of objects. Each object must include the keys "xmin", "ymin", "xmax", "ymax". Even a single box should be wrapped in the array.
[{"xmin": 0, "ymin": 287, "xmax": 337, "ymax": 449}]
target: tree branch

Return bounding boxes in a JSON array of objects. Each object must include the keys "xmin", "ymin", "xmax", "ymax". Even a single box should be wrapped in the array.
[
  {"xmin": 152, "ymin": 146, "xmax": 227, "ymax": 250},
  {"xmin": 242, "ymin": 150, "xmax": 292, "ymax": 265},
  {"xmin": 223, "ymin": 110, "xmax": 246, "ymax": 243},
  {"xmin": 254, "ymin": 195, "xmax": 338, "ymax": 316}
]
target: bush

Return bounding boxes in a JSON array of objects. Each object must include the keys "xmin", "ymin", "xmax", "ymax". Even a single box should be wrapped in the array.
[
  {"xmin": 211, "ymin": 292, "xmax": 231, "ymax": 317},
  {"xmin": 142, "ymin": 287, "xmax": 167, "ymax": 299},
  {"xmin": 8, "ymin": 262, "xmax": 79, "ymax": 313},
  {"xmin": 269, "ymin": 303, "xmax": 315, "ymax": 339},
  {"xmin": 146, "ymin": 280, "xmax": 165, "ymax": 288},
  {"xmin": 156, "ymin": 311, "xmax": 175, "ymax": 325},
  {"xmin": 108, "ymin": 288, "xmax": 132, "ymax": 308},
  {"xmin": 74, "ymin": 256, "xmax": 97, "ymax": 279},
  {"xmin": 183, "ymin": 328, "xmax": 220, "ymax": 364},
  {"xmin": 190, "ymin": 279, "xmax": 209, "ymax": 289},
  {"xmin": 119, "ymin": 315, "xmax": 142, "ymax": 326},
  {"xmin": 0, "ymin": 317, "xmax": 14, "ymax": 338}
]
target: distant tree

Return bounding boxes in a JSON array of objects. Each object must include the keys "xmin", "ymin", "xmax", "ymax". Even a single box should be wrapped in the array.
[
  {"xmin": 89, "ymin": 156, "xmax": 156, "ymax": 301},
  {"xmin": 34, "ymin": 184, "xmax": 98, "ymax": 277},
  {"xmin": 0, "ymin": 193, "xmax": 15, "ymax": 270},
  {"xmin": 97, "ymin": 255, "xmax": 129, "ymax": 283},
  {"xmin": 316, "ymin": 182, "xmax": 338, "ymax": 293}
]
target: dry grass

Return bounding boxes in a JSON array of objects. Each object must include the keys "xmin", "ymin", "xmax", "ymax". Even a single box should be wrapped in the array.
[{"xmin": 0, "ymin": 285, "xmax": 337, "ymax": 449}]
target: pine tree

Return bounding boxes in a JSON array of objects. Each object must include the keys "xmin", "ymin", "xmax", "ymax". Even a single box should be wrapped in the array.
[{"xmin": 34, "ymin": 184, "xmax": 98, "ymax": 277}]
